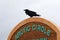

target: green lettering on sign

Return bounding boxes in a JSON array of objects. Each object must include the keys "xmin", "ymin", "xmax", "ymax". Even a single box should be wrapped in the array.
[
  {"xmin": 32, "ymin": 24, "xmax": 36, "ymax": 30},
  {"xmin": 37, "ymin": 25, "xmax": 41, "ymax": 31},
  {"xmin": 47, "ymin": 30, "xmax": 51, "ymax": 36},
  {"xmin": 15, "ymin": 24, "xmax": 51, "ymax": 40}
]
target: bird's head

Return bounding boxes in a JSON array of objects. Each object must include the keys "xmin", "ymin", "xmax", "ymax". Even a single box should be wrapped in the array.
[{"xmin": 24, "ymin": 9, "xmax": 29, "ymax": 11}]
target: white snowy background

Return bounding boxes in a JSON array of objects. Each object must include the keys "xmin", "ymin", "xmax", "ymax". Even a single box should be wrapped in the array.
[{"xmin": 0, "ymin": 0, "xmax": 60, "ymax": 40}]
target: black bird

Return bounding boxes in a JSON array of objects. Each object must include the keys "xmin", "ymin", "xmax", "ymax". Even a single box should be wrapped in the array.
[{"xmin": 24, "ymin": 9, "xmax": 40, "ymax": 17}]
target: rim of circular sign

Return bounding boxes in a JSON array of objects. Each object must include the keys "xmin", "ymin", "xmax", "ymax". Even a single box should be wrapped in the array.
[{"xmin": 7, "ymin": 17, "xmax": 60, "ymax": 40}]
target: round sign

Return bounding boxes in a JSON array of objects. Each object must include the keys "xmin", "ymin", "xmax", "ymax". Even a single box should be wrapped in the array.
[{"xmin": 8, "ymin": 18, "xmax": 60, "ymax": 40}]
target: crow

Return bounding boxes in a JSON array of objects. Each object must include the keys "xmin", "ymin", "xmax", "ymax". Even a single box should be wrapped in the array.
[{"xmin": 24, "ymin": 9, "xmax": 40, "ymax": 17}]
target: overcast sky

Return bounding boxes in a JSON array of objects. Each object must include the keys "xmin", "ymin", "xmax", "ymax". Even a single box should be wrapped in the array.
[{"xmin": 0, "ymin": 0, "xmax": 60, "ymax": 40}]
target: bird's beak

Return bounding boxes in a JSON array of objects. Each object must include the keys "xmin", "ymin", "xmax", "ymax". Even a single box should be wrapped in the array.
[{"xmin": 24, "ymin": 10, "xmax": 25, "ymax": 11}]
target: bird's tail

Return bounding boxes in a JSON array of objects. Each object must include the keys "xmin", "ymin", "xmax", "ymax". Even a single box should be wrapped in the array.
[{"xmin": 36, "ymin": 14, "xmax": 40, "ymax": 16}]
